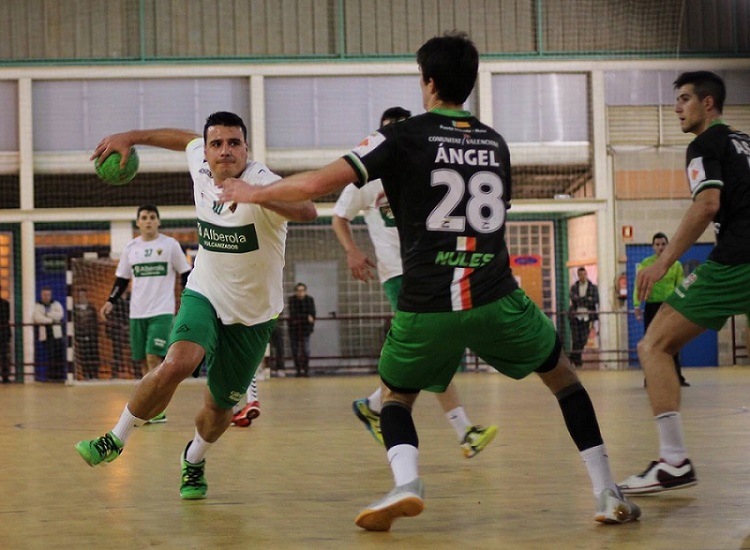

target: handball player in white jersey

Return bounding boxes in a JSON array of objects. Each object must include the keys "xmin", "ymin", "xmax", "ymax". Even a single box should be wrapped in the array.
[
  {"xmin": 100, "ymin": 204, "xmax": 191, "ymax": 423},
  {"xmin": 76, "ymin": 112, "xmax": 316, "ymax": 500},
  {"xmin": 334, "ymin": 107, "xmax": 497, "ymax": 458}
]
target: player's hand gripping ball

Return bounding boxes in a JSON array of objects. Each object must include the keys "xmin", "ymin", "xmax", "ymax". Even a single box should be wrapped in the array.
[{"xmin": 95, "ymin": 148, "xmax": 139, "ymax": 185}]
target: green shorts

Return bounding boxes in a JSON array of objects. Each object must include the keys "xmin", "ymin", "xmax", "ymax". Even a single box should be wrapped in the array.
[
  {"xmin": 378, "ymin": 288, "xmax": 558, "ymax": 392},
  {"xmin": 666, "ymin": 260, "xmax": 750, "ymax": 331},
  {"xmin": 129, "ymin": 314, "xmax": 173, "ymax": 361},
  {"xmin": 382, "ymin": 276, "xmax": 403, "ymax": 312},
  {"xmin": 169, "ymin": 289, "xmax": 276, "ymax": 409}
]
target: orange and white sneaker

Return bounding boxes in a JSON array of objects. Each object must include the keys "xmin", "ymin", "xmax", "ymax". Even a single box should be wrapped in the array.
[{"xmin": 232, "ymin": 401, "xmax": 261, "ymax": 428}]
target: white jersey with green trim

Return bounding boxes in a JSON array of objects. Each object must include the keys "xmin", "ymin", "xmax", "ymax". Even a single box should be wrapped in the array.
[
  {"xmin": 115, "ymin": 233, "xmax": 191, "ymax": 319},
  {"xmin": 333, "ymin": 180, "xmax": 402, "ymax": 284},
  {"xmin": 185, "ymin": 138, "xmax": 287, "ymax": 326}
]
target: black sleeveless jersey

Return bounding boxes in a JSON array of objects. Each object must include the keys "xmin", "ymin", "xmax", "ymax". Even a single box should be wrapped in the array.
[
  {"xmin": 343, "ymin": 109, "xmax": 518, "ymax": 313},
  {"xmin": 686, "ymin": 123, "xmax": 750, "ymax": 264}
]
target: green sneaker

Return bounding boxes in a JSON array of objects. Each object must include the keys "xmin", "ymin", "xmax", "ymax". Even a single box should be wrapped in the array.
[
  {"xmin": 145, "ymin": 411, "xmax": 167, "ymax": 424},
  {"xmin": 352, "ymin": 398, "xmax": 384, "ymax": 446},
  {"xmin": 180, "ymin": 442, "xmax": 207, "ymax": 500},
  {"xmin": 75, "ymin": 432, "xmax": 123, "ymax": 466},
  {"xmin": 460, "ymin": 425, "xmax": 498, "ymax": 458}
]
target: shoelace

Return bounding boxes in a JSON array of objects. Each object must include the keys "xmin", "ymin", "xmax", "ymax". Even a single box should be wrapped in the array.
[
  {"xmin": 638, "ymin": 461, "xmax": 660, "ymax": 477},
  {"xmin": 182, "ymin": 463, "xmax": 205, "ymax": 486},
  {"xmin": 94, "ymin": 434, "xmax": 120, "ymax": 457}
]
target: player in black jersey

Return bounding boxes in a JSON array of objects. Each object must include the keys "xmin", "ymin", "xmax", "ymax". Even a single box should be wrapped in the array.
[
  {"xmin": 620, "ymin": 71, "xmax": 750, "ymax": 495},
  {"xmin": 219, "ymin": 31, "xmax": 640, "ymax": 529}
]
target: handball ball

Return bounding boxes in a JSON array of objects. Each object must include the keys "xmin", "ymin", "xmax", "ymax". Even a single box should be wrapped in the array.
[{"xmin": 95, "ymin": 148, "xmax": 139, "ymax": 185}]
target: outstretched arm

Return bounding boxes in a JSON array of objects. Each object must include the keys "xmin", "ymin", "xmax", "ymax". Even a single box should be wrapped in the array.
[
  {"xmin": 90, "ymin": 129, "xmax": 200, "ymax": 168},
  {"xmin": 261, "ymin": 200, "xmax": 317, "ymax": 223},
  {"xmin": 219, "ymin": 158, "xmax": 357, "ymax": 205}
]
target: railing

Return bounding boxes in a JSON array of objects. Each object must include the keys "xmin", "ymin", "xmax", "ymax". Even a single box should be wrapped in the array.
[{"xmin": 7, "ymin": 311, "xmax": 749, "ymax": 383}]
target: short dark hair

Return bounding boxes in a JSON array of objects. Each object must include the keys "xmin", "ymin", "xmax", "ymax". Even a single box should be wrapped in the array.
[
  {"xmin": 674, "ymin": 71, "xmax": 726, "ymax": 113},
  {"xmin": 203, "ymin": 111, "xmax": 248, "ymax": 143},
  {"xmin": 380, "ymin": 107, "xmax": 411, "ymax": 126},
  {"xmin": 295, "ymin": 283, "xmax": 307, "ymax": 291},
  {"xmin": 417, "ymin": 31, "xmax": 478, "ymax": 105},
  {"xmin": 577, "ymin": 267, "xmax": 587, "ymax": 274},
  {"xmin": 137, "ymin": 204, "xmax": 160, "ymax": 219},
  {"xmin": 652, "ymin": 232, "xmax": 668, "ymax": 244}
]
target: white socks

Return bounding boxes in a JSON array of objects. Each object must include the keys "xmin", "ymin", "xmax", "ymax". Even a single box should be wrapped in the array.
[
  {"xmin": 233, "ymin": 375, "xmax": 260, "ymax": 414},
  {"xmin": 247, "ymin": 375, "xmax": 258, "ymax": 403},
  {"xmin": 186, "ymin": 428, "xmax": 212, "ymax": 464},
  {"xmin": 387, "ymin": 444, "xmax": 419, "ymax": 486},
  {"xmin": 656, "ymin": 411, "xmax": 688, "ymax": 465},
  {"xmin": 446, "ymin": 406, "xmax": 472, "ymax": 440},
  {"xmin": 367, "ymin": 387, "xmax": 383, "ymax": 413},
  {"xmin": 580, "ymin": 444, "xmax": 618, "ymax": 497},
  {"xmin": 368, "ymin": 391, "xmax": 472, "ymax": 443},
  {"xmin": 111, "ymin": 405, "xmax": 146, "ymax": 444}
]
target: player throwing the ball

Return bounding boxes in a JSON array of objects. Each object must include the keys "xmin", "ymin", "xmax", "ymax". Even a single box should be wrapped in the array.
[{"xmin": 75, "ymin": 112, "xmax": 316, "ymax": 500}]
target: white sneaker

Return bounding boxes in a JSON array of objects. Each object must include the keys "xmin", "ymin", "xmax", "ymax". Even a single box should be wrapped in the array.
[
  {"xmin": 619, "ymin": 459, "xmax": 697, "ymax": 495},
  {"xmin": 594, "ymin": 488, "xmax": 641, "ymax": 524},
  {"xmin": 355, "ymin": 478, "xmax": 425, "ymax": 531}
]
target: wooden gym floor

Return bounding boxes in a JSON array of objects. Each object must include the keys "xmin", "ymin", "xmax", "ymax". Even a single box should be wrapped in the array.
[{"xmin": 2, "ymin": 368, "xmax": 750, "ymax": 550}]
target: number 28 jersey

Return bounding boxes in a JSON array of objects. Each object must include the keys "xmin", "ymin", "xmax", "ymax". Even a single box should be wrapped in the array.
[{"xmin": 343, "ymin": 109, "xmax": 518, "ymax": 313}]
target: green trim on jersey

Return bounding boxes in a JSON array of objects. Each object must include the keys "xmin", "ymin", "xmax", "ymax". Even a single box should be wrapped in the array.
[
  {"xmin": 692, "ymin": 180, "xmax": 723, "ymax": 196},
  {"xmin": 429, "ymin": 107, "xmax": 472, "ymax": 117},
  {"xmin": 378, "ymin": 289, "xmax": 557, "ymax": 392}
]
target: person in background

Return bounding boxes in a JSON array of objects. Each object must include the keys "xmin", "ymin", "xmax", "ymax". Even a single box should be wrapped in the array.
[
  {"xmin": 268, "ymin": 322, "xmax": 286, "ymax": 376},
  {"xmin": 568, "ymin": 267, "xmax": 599, "ymax": 368},
  {"xmin": 100, "ymin": 204, "xmax": 192, "ymax": 423},
  {"xmin": 287, "ymin": 282, "xmax": 315, "ymax": 377},
  {"xmin": 105, "ymin": 291, "xmax": 130, "ymax": 378},
  {"xmin": 32, "ymin": 286, "xmax": 65, "ymax": 381},
  {"xmin": 73, "ymin": 288, "xmax": 100, "ymax": 380},
  {"xmin": 333, "ymin": 106, "xmax": 497, "ymax": 458},
  {"xmin": 0, "ymin": 285, "xmax": 11, "ymax": 384},
  {"xmin": 633, "ymin": 232, "xmax": 689, "ymax": 387}
]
